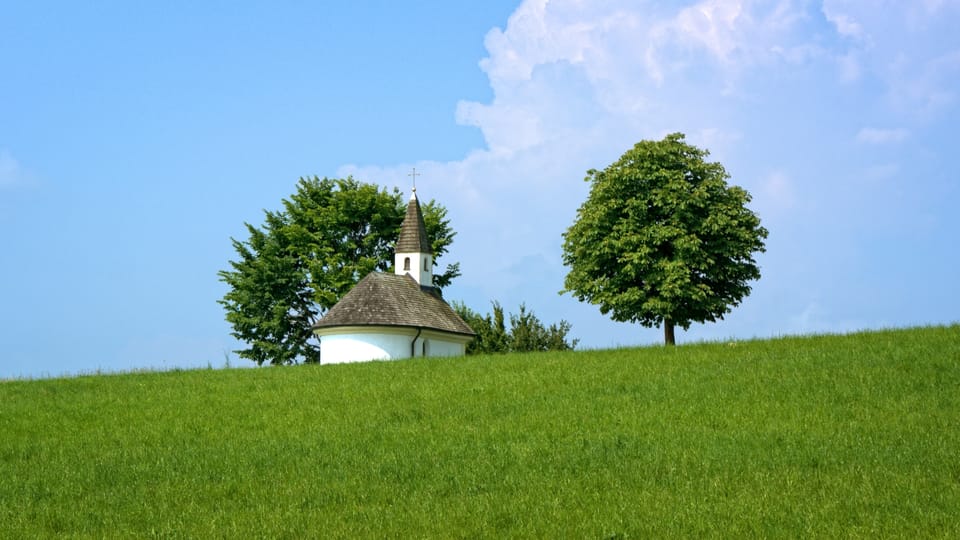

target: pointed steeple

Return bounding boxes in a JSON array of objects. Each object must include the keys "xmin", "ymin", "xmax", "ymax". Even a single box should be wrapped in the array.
[
  {"xmin": 396, "ymin": 188, "xmax": 432, "ymax": 255},
  {"xmin": 395, "ymin": 188, "xmax": 434, "ymax": 287}
]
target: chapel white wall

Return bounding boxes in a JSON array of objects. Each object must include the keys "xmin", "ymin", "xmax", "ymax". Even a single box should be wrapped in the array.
[
  {"xmin": 319, "ymin": 332, "xmax": 409, "ymax": 364},
  {"xmin": 318, "ymin": 327, "xmax": 468, "ymax": 364},
  {"xmin": 420, "ymin": 331, "xmax": 467, "ymax": 357}
]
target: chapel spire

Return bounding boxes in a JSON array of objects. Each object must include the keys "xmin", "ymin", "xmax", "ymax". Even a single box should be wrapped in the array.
[
  {"xmin": 396, "ymin": 188, "xmax": 432, "ymax": 255},
  {"xmin": 395, "ymin": 187, "xmax": 433, "ymax": 287}
]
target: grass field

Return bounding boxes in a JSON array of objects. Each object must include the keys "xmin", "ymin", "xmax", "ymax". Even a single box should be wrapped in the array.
[{"xmin": 2, "ymin": 325, "xmax": 958, "ymax": 537}]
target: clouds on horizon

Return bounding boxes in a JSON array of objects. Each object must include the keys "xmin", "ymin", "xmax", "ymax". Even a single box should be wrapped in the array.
[{"xmin": 341, "ymin": 0, "xmax": 960, "ymax": 346}]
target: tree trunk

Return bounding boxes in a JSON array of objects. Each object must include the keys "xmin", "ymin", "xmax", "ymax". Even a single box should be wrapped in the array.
[{"xmin": 664, "ymin": 321, "xmax": 676, "ymax": 346}]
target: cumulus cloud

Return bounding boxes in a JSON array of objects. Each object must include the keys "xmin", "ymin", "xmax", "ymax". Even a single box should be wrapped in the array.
[
  {"xmin": 0, "ymin": 150, "xmax": 27, "ymax": 188},
  {"xmin": 822, "ymin": 0, "xmax": 960, "ymax": 113},
  {"xmin": 835, "ymin": 51, "xmax": 861, "ymax": 82},
  {"xmin": 882, "ymin": 49, "xmax": 960, "ymax": 115},
  {"xmin": 856, "ymin": 127, "xmax": 910, "ymax": 144},
  {"xmin": 758, "ymin": 171, "xmax": 796, "ymax": 211},
  {"xmin": 341, "ymin": 0, "xmax": 960, "ymax": 346},
  {"xmin": 451, "ymin": 1, "xmax": 830, "ymax": 172},
  {"xmin": 822, "ymin": 4, "xmax": 863, "ymax": 39},
  {"xmin": 668, "ymin": 0, "xmax": 809, "ymax": 64}
]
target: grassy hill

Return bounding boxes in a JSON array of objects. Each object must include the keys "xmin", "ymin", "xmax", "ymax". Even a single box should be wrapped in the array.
[{"xmin": 2, "ymin": 325, "xmax": 958, "ymax": 537}]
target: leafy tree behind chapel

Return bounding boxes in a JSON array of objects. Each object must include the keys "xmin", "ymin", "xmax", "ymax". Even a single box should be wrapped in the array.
[{"xmin": 218, "ymin": 177, "xmax": 458, "ymax": 365}]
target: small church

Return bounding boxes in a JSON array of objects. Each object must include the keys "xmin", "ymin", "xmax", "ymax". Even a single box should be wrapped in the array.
[{"xmin": 312, "ymin": 187, "xmax": 475, "ymax": 364}]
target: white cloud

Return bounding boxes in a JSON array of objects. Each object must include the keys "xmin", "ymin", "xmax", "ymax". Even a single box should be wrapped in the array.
[
  {"xmin": 822, "ymin": 0, "xmax": 960, "ymax": 113},
  {"xmin": 822, "ymin": 5, "xmax": 863, "ymax": 39},
  {"xmin": 659, "ymin": 0, "xmax": 818, "ymax": 71},
  {"xmin": 758, "ymin": 171, "xmax": 796, "ymax": 211},
  {"xmin": 340, "ymin": 0, "xmax": 960, "ymax": 347},
  {"xmin": 691, "ymin": 127, "xmax": 742, "ymax": 160},
  {"xmin": 478, "ymin": 0, "xmax": 603, "ymax": 85},
  {"xmin": 835, "ymin": 51, "xmax": 861, "ymax": 82},
  {"xmin": 788, "ymin": 301, "xmax": 863, "ymax": 335},
  {"xmin": 856, "ymin": 127, "xmax": 909, "ymax": 144},
  {"xmin": 673, "ymin": 0, "xmax": 747, "ymax": 62},
  {"xmin": 0, "ymin": 150, "xmax": 23, "ymax": 188},
  {"xmin": 791, "ymin": 301, "xmax": 827, "ymax": 334},
  {"xmin": 882, "ymin": 49, "xmax": 960, "ymax": 115},
  {"xmin": 452, "ymin": 0, "xmax": 837, "ymax": 168},
  {"xmin": 862, "ymin": 162, "xmax": 900, "ymax": 182}
]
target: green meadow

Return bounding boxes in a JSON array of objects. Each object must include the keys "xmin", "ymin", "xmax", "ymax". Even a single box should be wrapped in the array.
[{"xmin": 2, "ymin": 326, "xmax": 958, "ymax": 538}]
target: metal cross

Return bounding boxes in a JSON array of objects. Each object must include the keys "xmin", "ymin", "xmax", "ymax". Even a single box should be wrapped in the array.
[{"xmin": 408, "ymin": 167, "xmax": 420, "ymax": 191}]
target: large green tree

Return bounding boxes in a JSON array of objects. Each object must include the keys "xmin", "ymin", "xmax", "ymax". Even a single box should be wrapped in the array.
[
  {"xmin": 219, "ymin": 176, "xmax": 459, "ymax": 365},
  {"xmin": 561, "ymin": 133, "xmax": 768, "ymax": 345}
]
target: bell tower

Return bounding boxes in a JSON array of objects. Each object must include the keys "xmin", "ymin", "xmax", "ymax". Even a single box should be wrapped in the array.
[{"xmin": 395, "ymin": 187, "xmax": 433, "ymax": 287}]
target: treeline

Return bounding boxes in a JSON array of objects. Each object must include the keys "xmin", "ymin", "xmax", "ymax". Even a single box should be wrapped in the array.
[{"xmin": 453, "ymin": 301, "xmax": 578, "ymax": 355}]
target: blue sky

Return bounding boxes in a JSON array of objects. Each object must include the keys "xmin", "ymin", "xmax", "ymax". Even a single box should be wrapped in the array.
[{"xmin": 2, "ymin": 1, "xmax": 958, "ymax": 378}]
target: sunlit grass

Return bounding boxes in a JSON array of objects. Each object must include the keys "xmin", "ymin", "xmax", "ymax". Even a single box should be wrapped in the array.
[{"xmin": 1, "ymin": 325, "xmax": 958, "ymax": 537}]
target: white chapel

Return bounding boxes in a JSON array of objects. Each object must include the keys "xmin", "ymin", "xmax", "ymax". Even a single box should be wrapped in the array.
[{"xmin": 312, "ymin": 188, "xmax": 475, "ymax": 364}]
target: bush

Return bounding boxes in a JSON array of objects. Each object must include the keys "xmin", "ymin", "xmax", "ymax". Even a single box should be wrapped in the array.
[{"xmin": 453, "ymin": 301, "xmax": 578, "ymax": 354}]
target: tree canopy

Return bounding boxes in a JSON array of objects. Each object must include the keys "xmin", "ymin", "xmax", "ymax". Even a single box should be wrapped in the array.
[
  {"xmin": 453, "ymin": 301, "xmax": 578, "ymax": 354},
  {"xmin": 561, "ymin": 133, "xmax": 768, "ymax": 345},
  {"xmin": 218, "ymin": 176, "xmax": 459, "ymax": 365}
]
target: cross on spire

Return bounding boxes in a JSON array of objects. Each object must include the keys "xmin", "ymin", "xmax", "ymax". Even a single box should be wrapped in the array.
[{"xmin": 408, "ymin": 167, "xmax": 420, "ymax": 192}]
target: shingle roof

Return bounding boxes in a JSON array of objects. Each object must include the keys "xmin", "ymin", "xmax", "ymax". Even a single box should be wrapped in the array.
[
  {"xmin": 396, "ymin": 190, "xmax": 432, "ymax": 254},
  {"xmin": 313, "ymin": 272, "xmax": 475, "ymax": 336}
]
